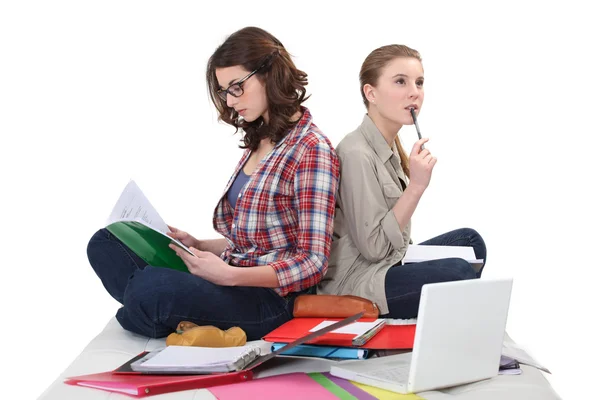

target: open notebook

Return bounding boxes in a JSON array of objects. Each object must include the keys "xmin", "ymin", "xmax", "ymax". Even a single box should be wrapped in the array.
[{"xmin": 130, "ymin": 344, "xmax": 262, "ymax": 374}]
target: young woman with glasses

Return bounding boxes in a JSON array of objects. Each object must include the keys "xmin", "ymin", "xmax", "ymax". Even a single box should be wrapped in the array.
[
  {"xmin": 87, "ymin": 27, "xmax": 339, "ymax": 339},
  {"xmin": 318, "ymin": 45, "xmax": 486, "ymax": 319}
]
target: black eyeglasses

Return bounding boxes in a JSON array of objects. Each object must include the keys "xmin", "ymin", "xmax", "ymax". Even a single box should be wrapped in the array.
[
  {"xmin": 216, "ymin": 53, "xmax": 276, "ymax": 101},
  {"xmin": 216, "ymin": 68, "xmax": 260, "ymax": 101}
]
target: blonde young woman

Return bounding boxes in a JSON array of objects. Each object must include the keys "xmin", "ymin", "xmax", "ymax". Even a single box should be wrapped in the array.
[{"xmin": 319, "ymin": 45, "xmax": 486, "ymax": 318}]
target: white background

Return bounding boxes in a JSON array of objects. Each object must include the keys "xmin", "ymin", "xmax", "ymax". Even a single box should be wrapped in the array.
[{"xmin": 1, "ymin": 1, "xmax": 598, "ymax": 399}]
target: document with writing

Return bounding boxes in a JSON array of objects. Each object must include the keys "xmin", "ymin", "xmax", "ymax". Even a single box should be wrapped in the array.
[
  {"xmin": 107, "ymin": 180, "xmax": 170, "ymax": 235},
  {"xmin": 105, "ymin": 180, "xmax": 193, "ymax": 272}
]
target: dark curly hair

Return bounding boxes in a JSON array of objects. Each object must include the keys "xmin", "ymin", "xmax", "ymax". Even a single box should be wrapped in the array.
[{"xmin": 206, "ymin": 27, "xmax": 309, "ymax": 151}]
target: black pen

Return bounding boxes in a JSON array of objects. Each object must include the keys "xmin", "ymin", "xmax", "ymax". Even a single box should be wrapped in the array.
[{"xmin": 409, "ymin": 108, "xmax": 424, "ymax": 151}]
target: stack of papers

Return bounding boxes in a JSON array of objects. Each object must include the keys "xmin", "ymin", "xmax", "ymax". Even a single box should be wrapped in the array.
[{"xmin": 499, "ymin": 355, "xmax": 521, "ymax": 375}]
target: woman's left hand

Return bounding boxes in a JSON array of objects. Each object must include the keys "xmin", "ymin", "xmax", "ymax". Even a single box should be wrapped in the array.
[{"xmin": 169, "ymin": 244, "xmax": 234, "ymax": 286}]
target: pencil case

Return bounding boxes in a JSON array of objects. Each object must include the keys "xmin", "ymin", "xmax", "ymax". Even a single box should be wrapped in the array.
[{"xmin": 293, "ymin": 294, "xmax": 379, "ymax": 318}]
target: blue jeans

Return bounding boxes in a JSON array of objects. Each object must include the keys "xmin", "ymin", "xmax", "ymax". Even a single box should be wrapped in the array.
[
  {"xmin": 87, "ymin": 229, "xmax": 300, "ymax": 339},
  {"xmin": 383, "ymin": 228, "xmax": 487, "ymax": 319}
]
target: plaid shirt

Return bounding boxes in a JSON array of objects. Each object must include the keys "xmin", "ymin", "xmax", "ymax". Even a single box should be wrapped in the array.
[{"xmin": 213, "ymin": 108, "xmax": 339, "ymax": 296}]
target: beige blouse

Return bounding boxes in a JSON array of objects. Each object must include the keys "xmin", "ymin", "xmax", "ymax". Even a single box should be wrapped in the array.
[{"xmin": 317, "ymin": 114, "xmax": 411, "ymax": 314}]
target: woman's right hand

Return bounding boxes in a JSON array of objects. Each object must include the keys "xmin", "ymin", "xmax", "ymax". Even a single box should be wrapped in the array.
[
  {"xmin": 167, "ymin": 225, "xmax": 201, "ymax": 249},
  {"xmin": 408, "ymin": 138, "xmax": 437, "ymax": 193}
]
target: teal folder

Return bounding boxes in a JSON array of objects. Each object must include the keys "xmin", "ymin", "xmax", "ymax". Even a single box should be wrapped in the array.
[{"xmin": 270, "ymin": 343, "xmax": 369, "ymax": 359}]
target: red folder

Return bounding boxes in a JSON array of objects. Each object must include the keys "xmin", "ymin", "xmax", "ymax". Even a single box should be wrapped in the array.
[
  {"xmin": 64, "ymin": 370, "xmax": 251, "ymax": 397},
  {"xmin": 263, "ymin": 318, "xmax": 416, "ymax": 349}
]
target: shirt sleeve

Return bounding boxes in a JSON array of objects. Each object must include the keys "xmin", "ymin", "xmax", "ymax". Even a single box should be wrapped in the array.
[
  {"xmin": 337, "ymin": 149, "xmax": 406, "ymax": 262},
  {"xmin": 269, "ymin": 140, "xmax": 340, "ymax": 294}
]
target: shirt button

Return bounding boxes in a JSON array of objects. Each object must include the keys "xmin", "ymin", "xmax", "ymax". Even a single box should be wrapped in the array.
[
  {"xmin": 238, "ymin": 193, "xmax": 242, "ymax": 198},
  {"xmin": 232, "ymin": 224, "xmax": 236, "ymax": 229}
]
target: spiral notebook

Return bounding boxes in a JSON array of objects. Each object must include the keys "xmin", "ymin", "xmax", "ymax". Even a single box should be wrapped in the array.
[{"xmin": 130, "ymin": 344, "xmax": 262, "ymax": 374}]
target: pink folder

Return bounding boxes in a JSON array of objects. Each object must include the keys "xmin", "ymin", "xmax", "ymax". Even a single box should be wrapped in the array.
[{"xmin": 209, "ymin": 373, "xmax": 339, "ymax": 400}]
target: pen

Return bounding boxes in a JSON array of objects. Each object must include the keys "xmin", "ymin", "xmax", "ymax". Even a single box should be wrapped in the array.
[{"xmin": 409, "ymin": 108, "xmax": 424, "ymax": 151}]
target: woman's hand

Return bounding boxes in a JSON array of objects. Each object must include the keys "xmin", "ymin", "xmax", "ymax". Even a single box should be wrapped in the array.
[
  {"xmin": 169, "ymin": 243, "xmax": 234, "ymax": 286},
  {"xmin": 166, "ymin": 225, "xmax": 201, "ymax": 249},
  {"xmin": 408, "ymin": 138, "xmax": 437, "ymax": 193}
]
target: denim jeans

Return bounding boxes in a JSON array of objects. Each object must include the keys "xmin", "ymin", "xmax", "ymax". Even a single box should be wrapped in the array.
[
  {"xmin": 383, "ymin": 228, "xmax": 487, "ymax": 319},
  {"xmin": 87, "ymin": 228, "xmax": 300, "ymax": 339}
]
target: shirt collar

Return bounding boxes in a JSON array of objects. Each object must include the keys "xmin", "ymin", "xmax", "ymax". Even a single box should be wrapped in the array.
[{"xmin": 359, "ymin": 114, "xmax": 394, "ymax": 163}]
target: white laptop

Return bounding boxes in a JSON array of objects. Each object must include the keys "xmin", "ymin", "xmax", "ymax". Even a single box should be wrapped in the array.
[{"xmin": 329, "ymin": 278, "xmax": 513, "ymax": 394}]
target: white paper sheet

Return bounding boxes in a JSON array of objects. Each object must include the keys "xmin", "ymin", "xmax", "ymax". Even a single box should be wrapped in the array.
[{"xmin": 309, "ymin": 319, "xmax": 385, "ymax": 336}]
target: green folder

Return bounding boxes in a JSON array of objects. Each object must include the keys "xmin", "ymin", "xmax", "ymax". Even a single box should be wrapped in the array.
[{"xmin": 106, "ymin": 220, "xmax": 189, "ymax": 273}]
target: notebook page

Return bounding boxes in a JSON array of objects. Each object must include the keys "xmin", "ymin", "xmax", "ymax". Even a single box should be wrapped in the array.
[
  {"xmin": 107, "ymin": 180, "xmax": 169, "ymax": 233},
  {"xmin": 140, "ymin": 345, "xmax": 259, "ymax": 368},
  {"xmin": 106, "ymin": 180, "xmax": 194, "ymax": 255}
]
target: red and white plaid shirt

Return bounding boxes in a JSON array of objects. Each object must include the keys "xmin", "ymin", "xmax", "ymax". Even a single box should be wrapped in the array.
[{"xmin": 213, "ymin": 107, "xmax": 339, "ymax": 296}]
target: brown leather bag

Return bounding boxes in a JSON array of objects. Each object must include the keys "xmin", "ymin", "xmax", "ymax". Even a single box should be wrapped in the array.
[{"xmin": 293, "ymin": 294, "xmax": 379, "ymax": 318}]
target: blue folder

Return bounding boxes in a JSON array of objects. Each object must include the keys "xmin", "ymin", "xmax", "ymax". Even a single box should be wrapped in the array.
[{"xmin": 270, "ymin": 343, "xmax": 370, "ymax": 359}]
